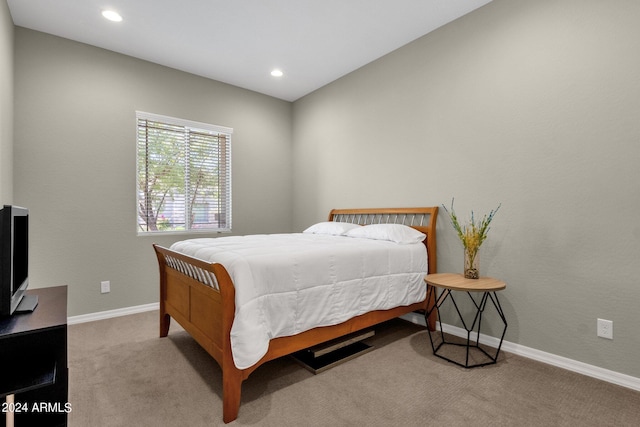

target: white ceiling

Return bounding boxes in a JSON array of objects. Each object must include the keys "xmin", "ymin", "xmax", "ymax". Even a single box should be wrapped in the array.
[{"xmin": 7, "ymin": 0, "xmax": 492, "ymax": 101}]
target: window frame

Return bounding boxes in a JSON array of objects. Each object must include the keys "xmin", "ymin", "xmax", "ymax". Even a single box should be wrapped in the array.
[{"xmin": 136, "ymin": 111, "xmax": 233, "ymax": 236}]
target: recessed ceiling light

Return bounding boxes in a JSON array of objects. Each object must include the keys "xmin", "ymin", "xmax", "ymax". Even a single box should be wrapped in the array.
[
  {"xmin": 271, "ymin": 69, "xmax": 284, "ymax": 77},
  {"xmin": 102, "ymin": 10, "xmax": 123, "ymax": 22}
]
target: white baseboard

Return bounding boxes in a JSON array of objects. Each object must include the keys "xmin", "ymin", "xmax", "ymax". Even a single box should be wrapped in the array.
[
  {"xmin": 67, "ymin": 302, "xmax": 159, "ymax": 325},
  {"xmin": 401, "ymin": 311, "xmax": 640, "ymax": 393}
]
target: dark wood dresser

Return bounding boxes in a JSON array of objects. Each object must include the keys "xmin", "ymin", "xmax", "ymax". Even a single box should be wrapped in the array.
[{"xmin": 1, "ymin": 286, "xmax": 68, "ymax": 427}]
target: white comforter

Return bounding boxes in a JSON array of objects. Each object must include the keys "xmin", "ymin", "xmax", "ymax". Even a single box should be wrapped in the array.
[{"xmin": 170, "ymin": 233, "xmax": 428, "ymax": 369}]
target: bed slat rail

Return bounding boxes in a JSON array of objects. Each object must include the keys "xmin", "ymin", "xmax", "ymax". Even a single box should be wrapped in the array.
[
  {"xmin": 156, "ymin": 246, "xmax": 221, "ymax": 291},
  {"xmin": 330, "ymin": 212, "xmax": 427, "ymax": 227}
]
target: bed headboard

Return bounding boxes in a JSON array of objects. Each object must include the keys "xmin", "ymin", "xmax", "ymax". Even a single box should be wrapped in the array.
[{"xmin": 328, "ymin": 207, "xmax": 438, "ymax": 274}]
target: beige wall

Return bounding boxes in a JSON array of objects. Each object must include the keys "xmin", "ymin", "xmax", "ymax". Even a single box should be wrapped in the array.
[
  {"xmin": 8, "ymin": 0, "xmax": 640, "ymax": 380},
  {"xmin": 292, "ymin": 0, "xmax": 640, "ymax": 377},
  {"xmin": 0, "ymin": 0, "xmax": 12, "ymax": 202},
  {"xmin": 14, "ymin": 28, "xmax": 293, "ymax": 317}
]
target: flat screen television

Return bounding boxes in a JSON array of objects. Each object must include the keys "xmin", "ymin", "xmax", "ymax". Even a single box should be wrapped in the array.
[{"xmin": 0, "ymin": 205, "xmax": 34, "ymax": 316}]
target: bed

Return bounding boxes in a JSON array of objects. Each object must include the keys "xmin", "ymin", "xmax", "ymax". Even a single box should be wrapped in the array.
[{"xmin": 153, "ymin": 206, "xmax": 438, "ymax": 423}]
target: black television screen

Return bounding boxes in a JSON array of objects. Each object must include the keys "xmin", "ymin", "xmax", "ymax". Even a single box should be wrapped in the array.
[{"xmin": 0, "ymin": 205, "xmax": 30, "ymax": 316}]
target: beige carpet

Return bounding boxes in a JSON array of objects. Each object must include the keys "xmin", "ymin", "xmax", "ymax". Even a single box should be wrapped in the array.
[{"xmin": 67, "ymin": 311, "xmax": 640, "ymax": 426}]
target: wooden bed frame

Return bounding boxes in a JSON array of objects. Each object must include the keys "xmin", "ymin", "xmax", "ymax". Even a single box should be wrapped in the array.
[{"xmin": 153, "ymin": 206, "xmax": 438, "ymax": 423}]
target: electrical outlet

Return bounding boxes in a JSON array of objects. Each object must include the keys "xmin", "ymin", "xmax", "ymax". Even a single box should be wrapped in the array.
[
  {"xmin": 101, "ymin": 280, "xmax": 111, "ymax": 294},
  {"xmin": 597, "ymin": 318, "xmax": 613, "ymax": 339}
]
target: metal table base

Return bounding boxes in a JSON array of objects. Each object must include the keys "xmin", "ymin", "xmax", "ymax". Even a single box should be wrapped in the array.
[{"xmin": 425, "ymin": 285, "xmax": 507, "ymax": 368}]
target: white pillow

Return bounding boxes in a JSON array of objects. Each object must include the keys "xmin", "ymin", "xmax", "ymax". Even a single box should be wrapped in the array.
[
  {"xmin": 344, "ymin": 224, "xmax": 426, "ymax": 244},
  {"xmin": 303, "ymin": 221, "xmax": 361, "ymax": 236}
]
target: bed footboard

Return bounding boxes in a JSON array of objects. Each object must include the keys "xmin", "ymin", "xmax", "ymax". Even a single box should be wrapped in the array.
[
  {"xmin": 154, "ymin": 244, "xmax": 235, "ymax": 360},
  {"xmin": 153, "ymin": 244, "xmax": 245, "ymax": 422}
]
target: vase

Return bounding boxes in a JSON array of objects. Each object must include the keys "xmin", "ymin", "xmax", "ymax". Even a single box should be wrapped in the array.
[{"xmin": 464, "ymin": 248, "xmax": 479, "ymax": 279}]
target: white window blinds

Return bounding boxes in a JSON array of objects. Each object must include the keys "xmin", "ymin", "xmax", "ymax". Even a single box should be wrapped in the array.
[{"xmin": 136, "ymin": 111, "xmax": 232, "ymax": 234}]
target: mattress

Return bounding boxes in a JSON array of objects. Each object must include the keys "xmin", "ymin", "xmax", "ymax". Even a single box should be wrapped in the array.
[{"xmin": 170, "ymin": 233, "xmax": 428, "ymax": 369}]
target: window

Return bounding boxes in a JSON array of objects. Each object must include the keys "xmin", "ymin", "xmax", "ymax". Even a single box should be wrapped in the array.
[{"xmin": 136, "ymin": 111, "xmax": 232, "ymax": 234}]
